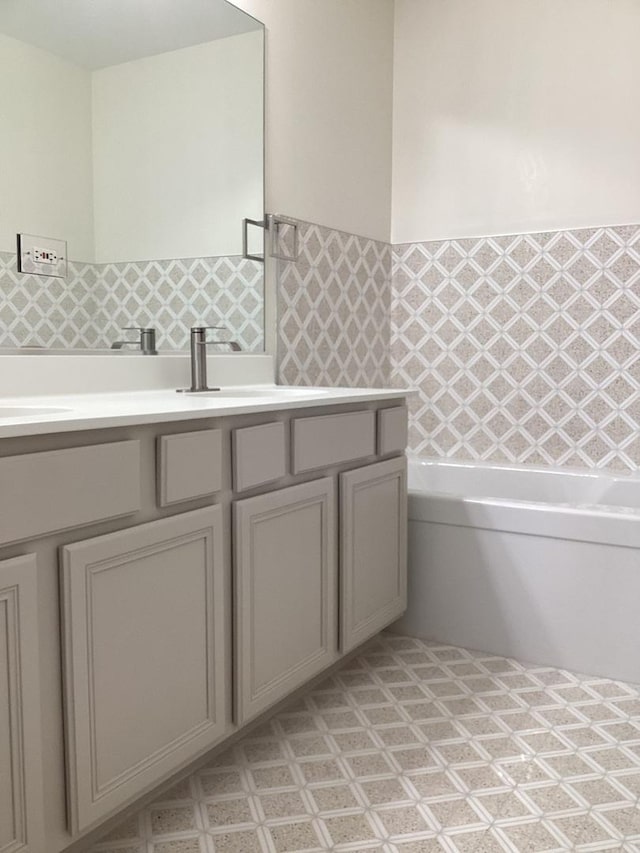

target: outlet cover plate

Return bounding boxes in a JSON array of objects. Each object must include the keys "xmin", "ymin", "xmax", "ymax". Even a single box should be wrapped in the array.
[{"xmin": 17, "ymin": 233, "xmax": 68, "ymax": 279}]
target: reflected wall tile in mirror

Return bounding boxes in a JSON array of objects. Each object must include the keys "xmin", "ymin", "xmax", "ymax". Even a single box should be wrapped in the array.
[
  {"xmin": 0, "ymin": 251, "xmax": 263, "ymax": 352},
  {"xmin": 93, "ymin": 256, "xmax": 264, "ymax": 352}
]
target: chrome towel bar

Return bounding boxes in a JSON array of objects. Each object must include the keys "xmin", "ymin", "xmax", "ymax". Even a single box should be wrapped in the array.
[{"xmin": 241, "ymin": 214, "xmax": 300, "ymax": 263}]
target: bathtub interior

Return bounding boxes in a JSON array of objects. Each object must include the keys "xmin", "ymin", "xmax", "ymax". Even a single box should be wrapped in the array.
[{"xmin": 407, "ymin": 456, "xmax": 640, "ymax": 511}]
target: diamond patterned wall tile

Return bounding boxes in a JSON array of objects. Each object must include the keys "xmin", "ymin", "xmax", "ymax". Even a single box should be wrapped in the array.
[
  {"xmin": 390, "ymin": 224, "xmax": 640, "ymax": 471},
  {"xmin": 0, "ymin": 252, "xmax": 264, "ymax": 352},
  {"xmin": 92, "ymin": 256, "xmax": 264, "ymax": 352},
  {"xmin": 277, "ymin": 220, "xmax": 391, "ymax": 388},
  {"xmin": 5, "ymin": 210, "xmax": 640, "ymax": 474}
]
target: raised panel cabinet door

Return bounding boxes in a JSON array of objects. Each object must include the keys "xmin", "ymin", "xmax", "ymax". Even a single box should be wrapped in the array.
[
  {"xmin": 0, "ymin": 555, "xmax": 44, "ymax": 853},
  {"xmin": 340, "ymin": 457, "xmax": 408, "ymax": 653},
  {"xmin": 61, "ymin": 506, "xmax": 227, "ymax": 834},
  {"xmin": 234, "ymin": 478, "xmax": 337, "ymax": 724}
]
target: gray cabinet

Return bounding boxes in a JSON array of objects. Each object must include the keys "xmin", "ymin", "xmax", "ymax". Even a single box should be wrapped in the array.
[
  {"xmin": 157, "ymin": 429, "xmax": 223, "ymax": 506},
  {"xmin": 233, "ymin": 422, "xmax": 287, "ymax": 492},
  {"xmin": 292, "ymin": 411, "xmax": 376, "ymax": 473},
  {"xmin": 340, "ymin": 457, "xmax": 407, "ymax": 652},
  {"xmin": 0, "ymin": 399, "xmax": 408, "ymax": 853},
  {"xmin": 60, "ymin": 506, "xmax": 228, "ymax": 834},
  {"xmin": 234, "ymin": 478, "xmax": 337, "ymax": 724},
  {"xmin": 0, "ymin": 441, "xmax": 140, "ymax": 546},
  {"xmin": 0, "ymin": 555, "xmax": 44, "ymax": 853}
]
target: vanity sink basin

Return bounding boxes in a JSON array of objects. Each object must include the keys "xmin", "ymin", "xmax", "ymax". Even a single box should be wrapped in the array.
[
  {"xmin": 0, "ymin": 407, "xmax": 71, "ymax": 418},
  {"xmin": 212, "ymin": 388, "xmax": 332, "ymax": 398}
]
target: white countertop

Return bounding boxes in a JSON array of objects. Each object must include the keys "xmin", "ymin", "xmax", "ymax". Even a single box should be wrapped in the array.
[{"xmin": 0, "ymin": 385, "xmax": 410, "ymax": 438}]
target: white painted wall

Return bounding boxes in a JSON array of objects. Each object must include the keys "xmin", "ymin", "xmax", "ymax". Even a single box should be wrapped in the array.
[
  {"xmin": 233, "ymin": 0, "xmax": 394, "ymax": 243},
  {"xmin": 0, "ymin": 0, "xmax": 260, "ymax": 71},
  {"xmin": 392, "ymin": 0, "xmax": 640, "ymax": 243},
  {"xmin": 1, "ymin": 0, "xmax": 395, "ymax": 260},
  {"xmin": 92, "ymin": 31, "xmax": 263, "ymax": 263},
  {"xmin": 0, "ymin": 33, "xmax": 94, "ymax": 259}
]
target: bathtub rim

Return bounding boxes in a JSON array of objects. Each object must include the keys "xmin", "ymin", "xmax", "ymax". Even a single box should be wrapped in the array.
[
  {"xmin": 408, "ymin": 457, "xmax": 640, "ymax": 550},
  {"xmin": 407, "ymin": 454, "xmax": 640, "ymax": 484}
]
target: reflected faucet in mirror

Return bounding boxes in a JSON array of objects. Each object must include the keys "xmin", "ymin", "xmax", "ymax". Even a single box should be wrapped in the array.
[
  {"xmin": 111, "ymin": 327, "xmax": 157, "ymax": 355},
  {"xmin": 111, "ymin": 326, "xmax": 158, "ymax": 355}
]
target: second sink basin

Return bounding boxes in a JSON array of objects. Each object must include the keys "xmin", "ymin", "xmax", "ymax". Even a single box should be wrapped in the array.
[
  {"xmin": 211, "ymin": 388, "xmax": 332, "ymax": 399},
  {"xmin": 0, "ymin": 407, "xmax": 71, "ymax": 418}
]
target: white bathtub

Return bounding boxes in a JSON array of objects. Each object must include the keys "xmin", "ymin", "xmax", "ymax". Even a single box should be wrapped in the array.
[{"xmin": 393, "ymin": 458, "xmax": 640, "ymax": 683}]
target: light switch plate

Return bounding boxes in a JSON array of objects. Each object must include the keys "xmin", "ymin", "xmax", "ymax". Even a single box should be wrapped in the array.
[{"xmin": 17, "ymin": 233, "xmax": 68, "ymax": 279}]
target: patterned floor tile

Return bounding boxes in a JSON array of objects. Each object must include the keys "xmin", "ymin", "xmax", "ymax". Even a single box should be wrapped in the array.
[
  {"xmin": 152, "ymin": 840, "xmax": 202, "ymax": 853},
  {"xmin": 91, "ymin": 634, "xmax": 640, "ymax": 853},
  {"xmin": 552, "ymin": 811, "xmax": 617, "ymax": 846},
  {"xmin": 424, "ymin": 797, "xmax": 486, "ymax": 831},
  {"xmin": 149, "ymin": 805, "xmax": 198, "ymax": 835},
  {"xmin": 597, "ymin": 805, "xmax": 640, "ymax": 838},
  {"xmin": 519, "ymin": 783, "xmax": 583, "ymax": 815},
  {"xmin": 268, "ymin": 820, "xmax": 324, "ymax": 852},
  {"xmin": 446, "ymin": 829, "xmax": 506, "ymax": 853},
  {"xmin": 404, "ymin": 771, "xmax": 460, "ymax": 802},
  {"xmin": 394, "ymin": 841, "xmax": 445, "ymax": 852},
  {"xmin": 322, "ymin": 813, "xmax": 379, "ymax": 845},
  {"xmin": 473, "ymin": 790, "xmax": 535, "ymax": 821},
  {"xmin": 496, "ymin": 818, "xmax": 571, "ymax": 851},
  {"xmin": 212, "ymin": 828, "xmax": 264, "ymax": 852},
  {"xmin": 360, "ymin": 777, "xmax": 412, "ymax": 806}
]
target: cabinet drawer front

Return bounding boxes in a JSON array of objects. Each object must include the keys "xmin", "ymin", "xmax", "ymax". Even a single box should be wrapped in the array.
[
  {"xmin": 340, "ymin": 457, "xmax": 408, "ymax": 652},
  {"xmin": 234, "ymin": 479, "xmax": 337, "ymax": 724},
  {"xmin": 61, "ymin": 507, "xmax": 227, "ymax": 833},
  {"xmin": 158, "ymin": 429, "xmax": 223, "ymax": 506},
  {"xmin": 0, "ymin": 555, "xmax": 44, "ymax": 853},
  {"xmin": 292, "ymin": 411, "xmax": 375, "ymax": 474},
  {"xmin": 233, "ymin": 422, "xmax": 286, "ymax": 492},
  {"xmin": 377, "ymin": 406, "xmax": 408, "ymax": 456},
  {"xmin": 0, "ymin": 441, "xmax": 140, "ymax": 546}
]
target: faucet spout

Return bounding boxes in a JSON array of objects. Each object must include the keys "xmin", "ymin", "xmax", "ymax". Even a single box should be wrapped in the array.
[{"xmin": 177, "ymin": 326, "xmax": 240, "ymax": 392}]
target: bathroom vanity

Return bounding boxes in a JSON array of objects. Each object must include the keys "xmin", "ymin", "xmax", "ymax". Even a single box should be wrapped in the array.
[
  {"xmin": 0, "ymin": 0, "xmax": 408, "ymax": 845},
  {"xmin": 0, "ymin": 373, "xmax": 408, "ymax": 853}
]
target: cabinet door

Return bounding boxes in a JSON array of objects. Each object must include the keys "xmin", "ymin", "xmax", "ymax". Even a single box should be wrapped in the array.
[
  {"xmin": 340, "ymin": 457, "xmax": 407, "ymax": 652},
  {"xmin": 234, "ymin": 478, "xmax": 337, "ymax": 724},
  {"xmin": 0, "ymin": 555, "xmax": 44, "ymax": 853},
  {"xmin": 61, "ymin": 507, "xmax": 227, "ymax": 834}
]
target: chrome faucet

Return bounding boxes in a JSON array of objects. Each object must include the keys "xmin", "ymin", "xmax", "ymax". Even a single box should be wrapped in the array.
[
  {"xmin": 111, "ymin": 327, "xmax": 157, "ymax": 355},
  {"xmin": 177, "ymin": 326, "xmax": 241, "ymax": 393}
]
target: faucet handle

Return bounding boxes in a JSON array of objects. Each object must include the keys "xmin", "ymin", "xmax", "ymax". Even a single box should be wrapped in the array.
[
  {"xmin": 191, "ymin": 325, "xmax": 226, "ymax": 332},
  {"xmin": 190, "ymin": 326, "xmax": 230, "ymax": 347}
]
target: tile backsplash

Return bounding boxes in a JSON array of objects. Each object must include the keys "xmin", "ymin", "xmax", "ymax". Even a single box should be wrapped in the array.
[
  {"xmin": 277, "ymin": 220, "xmax": 391, "ymax": 388},
  {"xmin": 0, "ymin": 251, "xmax": 264, "ymax": 352},
  {"xmin": 391, "ymin": 224, "xmax": 640, "ymax": 470},
  {"xmin": 4, "ymin": 213, "xmax": 640, "ymax": 473},
  {"xmin": 276, "ymin": 218, "xmax": 640, "ymax": 471}
]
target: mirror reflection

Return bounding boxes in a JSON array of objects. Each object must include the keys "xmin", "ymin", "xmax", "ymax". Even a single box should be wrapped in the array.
[{"xmin": 0, "ymin": 0, "xmax": 265, "ymax": 352}]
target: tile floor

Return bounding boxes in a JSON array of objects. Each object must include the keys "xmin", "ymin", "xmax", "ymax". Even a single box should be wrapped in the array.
[{"xmin": 91, "ymin": 634, "xmax": 640, "ymax": 853}]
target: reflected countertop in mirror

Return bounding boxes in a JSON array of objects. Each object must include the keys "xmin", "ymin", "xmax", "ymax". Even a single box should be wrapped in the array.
[{"xmin": 0, "ymin": 0, "xmax": 265, "ymax": 353}]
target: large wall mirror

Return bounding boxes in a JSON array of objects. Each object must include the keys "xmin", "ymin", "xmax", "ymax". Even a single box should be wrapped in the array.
[{"xmin": 0, "ymin": 0, "xmax": 265, "ymax": 352}]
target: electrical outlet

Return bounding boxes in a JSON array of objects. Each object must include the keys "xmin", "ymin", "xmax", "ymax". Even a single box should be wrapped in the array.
[
  {"xmin": 33, "ymin": 247, "xmax": 59, "ymax": 265},
  {"xmin": 17, "ymin": 233, "xmax": 68, "ymax": 279}
]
